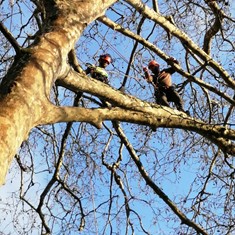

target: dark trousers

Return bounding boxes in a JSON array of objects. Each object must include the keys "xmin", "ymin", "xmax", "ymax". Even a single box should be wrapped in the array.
[{"xmin": 155, "ymin": 86, "xmax": 184, "ymax": 111}]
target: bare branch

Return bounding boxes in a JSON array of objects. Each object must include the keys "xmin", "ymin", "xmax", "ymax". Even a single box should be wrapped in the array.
[
  {"xmin": 113, "ymin": 122, "xmax": 209, "ymax": 235},
  {"xmin": 124, "ymin": 0, "xmax": 235, "ymax": 89},
  {"xmin": 0, "ymin": 21, "xmax": 21, "ymax": 55},
  {"xmin": 98, "ymin": 15, "xmax": 235, "ymax": 105},
  {"xmin": 203, "ymin": 0, "xmax": 226, "ymax": 54}
]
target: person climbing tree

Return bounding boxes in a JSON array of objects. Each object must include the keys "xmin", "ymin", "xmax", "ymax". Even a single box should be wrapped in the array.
[
  {"xmin": 143, "ymin": 57, "xmax": 189, "ymax": 115},
  {"xmin": 85, "ymin": 54, "xmax": 112, "ymax": 84},
  {"xmin": 85, "ymin": 54, "xmax": 113, "ymax": 107}
]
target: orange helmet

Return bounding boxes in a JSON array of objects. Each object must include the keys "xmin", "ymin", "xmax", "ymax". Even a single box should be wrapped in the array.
[
  {"xmin": 99, "ymin": 54, "xmax": 112, "ymax": 64},
  {"xmin": 148, "ymin": 60, "xmax": 159, "ymax": 69}
]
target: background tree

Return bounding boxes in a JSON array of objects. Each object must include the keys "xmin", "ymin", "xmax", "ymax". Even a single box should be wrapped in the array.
[{"xmin": 0, "ymin": 0, "xmax": 234, "ymax": 234}]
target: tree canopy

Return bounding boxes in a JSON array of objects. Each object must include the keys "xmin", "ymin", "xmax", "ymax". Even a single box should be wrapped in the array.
[{"xmin": 0, "ymin": 0, "xmax": 234, "ymax": 234}]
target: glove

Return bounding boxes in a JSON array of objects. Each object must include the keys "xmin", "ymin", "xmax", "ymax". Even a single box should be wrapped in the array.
[
  {"xmin": 85, "ymin": 63, "xmax": 95, "ymax": 69},
  {"xmin": 167, "ymin": 57, "xmax": 179, "ymax": 64},
  {"xmin": 143, "ymin": 67, "xmax": 148, "ymax": 72}
]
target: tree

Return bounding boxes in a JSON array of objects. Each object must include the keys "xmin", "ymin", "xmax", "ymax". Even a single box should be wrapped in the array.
[{"xmin": 0, "ymin": 0, "xmax": 234, "ymax": 234}]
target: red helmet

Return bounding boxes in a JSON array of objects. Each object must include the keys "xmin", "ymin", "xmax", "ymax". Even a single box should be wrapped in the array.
[
  {"xmin": 148, "ymin": 60, "xmax": 159, "ymax": 69},
  {"xmin": 99, "ymin": 54, "xmax": 112, "ymax": 64}
]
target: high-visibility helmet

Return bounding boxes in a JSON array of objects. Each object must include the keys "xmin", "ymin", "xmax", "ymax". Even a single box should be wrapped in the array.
[
  {"xmin": 99, "ymin": 54, "xmax": 112, "ymax": 64},
  {"xmin": 148, "ymin": 60, "xmax": 159, "ymax": 69}
]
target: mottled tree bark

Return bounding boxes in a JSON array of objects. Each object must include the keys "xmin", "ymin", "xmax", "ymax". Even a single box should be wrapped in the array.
[{"xmin": 0, "ymin": 0, "xmax": 116, "ymax": 185}]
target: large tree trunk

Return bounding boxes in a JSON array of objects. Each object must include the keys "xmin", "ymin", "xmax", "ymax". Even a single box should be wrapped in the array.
[{"xmin": 0, "ymin": 0, "xmax": 116, "ymax": 185}]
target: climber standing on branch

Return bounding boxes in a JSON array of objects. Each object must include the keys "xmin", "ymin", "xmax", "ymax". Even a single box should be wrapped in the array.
[{"xmin": 143, "ymin": 57, "xmax": 189, "ymax": 115}]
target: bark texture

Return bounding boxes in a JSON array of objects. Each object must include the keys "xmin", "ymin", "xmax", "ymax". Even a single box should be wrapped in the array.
[{"xmin": 0, "ymin": 0, "xmax": 116, "ymax": 185}]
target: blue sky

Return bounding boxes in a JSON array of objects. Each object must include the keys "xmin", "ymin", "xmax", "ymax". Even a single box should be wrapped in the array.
[{"xmin": 0, "ymin": 0, "xmax": 235, "ymax": 234}]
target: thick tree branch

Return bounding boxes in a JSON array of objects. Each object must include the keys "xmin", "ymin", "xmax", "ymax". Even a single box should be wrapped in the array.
[
  {"xmin": 55, "ymin": 70, "xmax": 235, "ymax": 140},
  {"xmin": 55, "ymin": 68, "xmax": 235, "ymax": 155},
  {"xmin": 43, "ymin": 99, "xmax": 235, "ymax": 155}
]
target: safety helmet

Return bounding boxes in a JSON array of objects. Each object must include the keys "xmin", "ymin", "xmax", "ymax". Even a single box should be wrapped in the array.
[
  {"xmin": 148, "ymin": 60, "xmax": 159, "ymax": 69},
  {"xmin": 99, "ymin": 54, "xmax": 112, "ymax": 64}
]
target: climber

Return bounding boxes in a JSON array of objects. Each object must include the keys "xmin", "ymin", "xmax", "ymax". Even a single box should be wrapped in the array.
[
  {"xmin": 143, "ymin": 57, "xmax": 189, "ymax": 115},
  {"xmin": 85, "ymin": 54, "xmax": 113, "ymax": 107},
  {"xmin": 85, "ymin": 54, "xmax": 112, "ymax": 84}
]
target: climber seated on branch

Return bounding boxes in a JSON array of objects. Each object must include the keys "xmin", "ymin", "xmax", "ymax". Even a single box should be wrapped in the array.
[
  {"xmin": 85, "ymin": 54, "xmax": 112, "ymax": 84},
  {"xmin": 85, "ymin": 53, "xmax": 113, "ymax": 107},
  {"xmin": 143, "ymin": 57, "xmax": 189, "ymax": 115}
]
